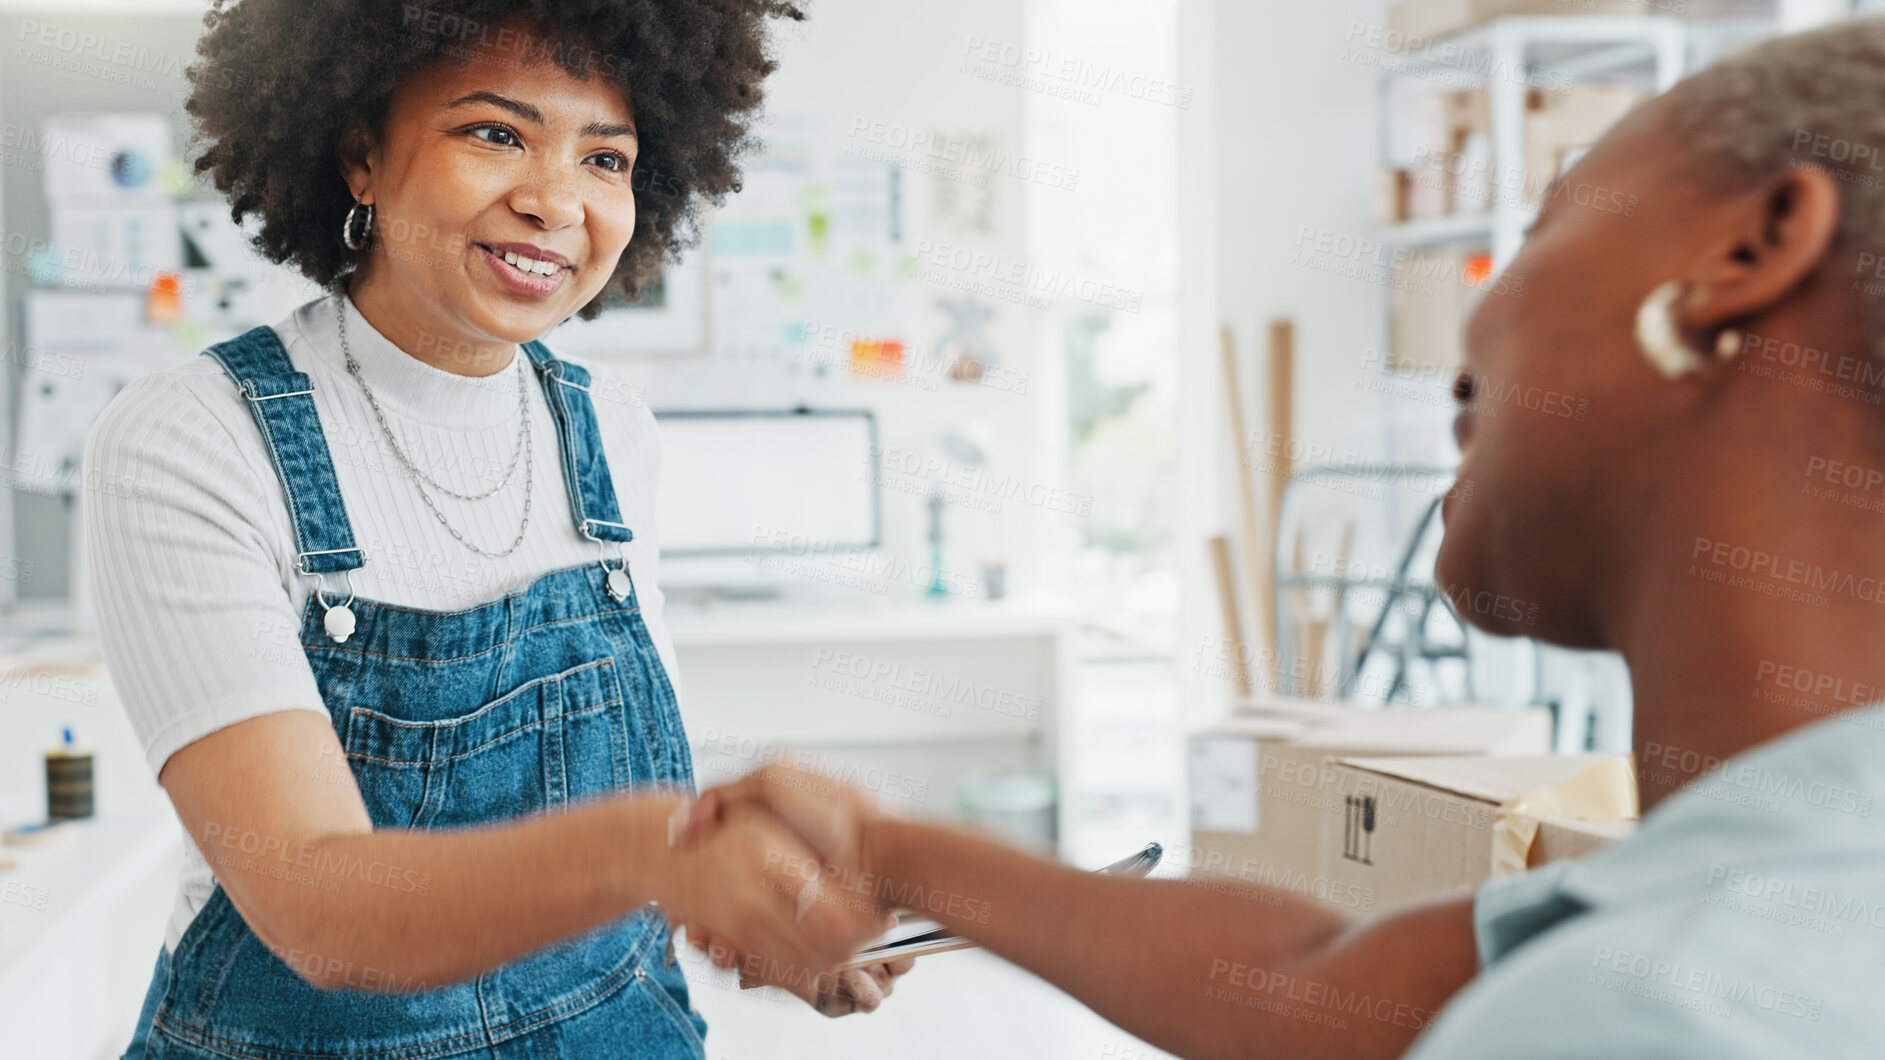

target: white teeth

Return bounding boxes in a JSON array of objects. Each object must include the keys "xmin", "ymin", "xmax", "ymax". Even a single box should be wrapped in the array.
[{"xmin": 497, "ymin": 249, "xmax": 560, "ymax": 276}]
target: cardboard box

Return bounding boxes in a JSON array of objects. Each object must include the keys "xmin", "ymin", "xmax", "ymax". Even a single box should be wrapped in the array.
[
  {"xmin": 1389, "ymin": 250, "xmax": 1475, "ymax": 376},
  {"xmin": 1522, "ymin": 83, "xmax": 1644, "ymax": 203},
  {"xmin": 1534, "ymin": 815, "xmax": 1635, "ymax": 865},
  {"xmin": 1187, "ymin": 704, "xmax": 1552, "ymax": 909},
  {"xmin": 1319, "ymin": 753, "xmax": 1636, "ymax": 914}
]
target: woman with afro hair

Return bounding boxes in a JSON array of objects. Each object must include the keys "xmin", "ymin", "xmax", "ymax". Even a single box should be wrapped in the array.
[{"xmin": 84, "ymin": 4, "xmax": 909, "ymax": 1057}]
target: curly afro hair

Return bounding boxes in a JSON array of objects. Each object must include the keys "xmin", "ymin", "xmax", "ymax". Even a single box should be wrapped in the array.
[{"xmin": 185, "ymin": 0, "xmax": 801, "ymax": 320}]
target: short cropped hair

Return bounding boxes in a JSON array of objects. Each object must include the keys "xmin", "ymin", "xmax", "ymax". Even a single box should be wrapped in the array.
[{"xmin": 1665, "ymin": 17, "xmax": 1885, "ymax": 358}]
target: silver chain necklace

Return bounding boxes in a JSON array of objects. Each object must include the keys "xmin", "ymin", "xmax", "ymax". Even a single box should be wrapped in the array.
[
  {"xmin": 337, "ymin": 297, "xmax": 535, "ymax": 558},
  {"xmin": 359, "ymin": 346, "xmax": 527, "ymax": 502}
]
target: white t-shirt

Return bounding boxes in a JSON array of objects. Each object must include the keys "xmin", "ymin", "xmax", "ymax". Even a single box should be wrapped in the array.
[{"xmin": 82, "ymin": 292, "xmax": 681, "ymax": 954}]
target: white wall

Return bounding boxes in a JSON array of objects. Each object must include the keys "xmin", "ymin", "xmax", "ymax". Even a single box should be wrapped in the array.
[
  {"xmin": 1178, "ymin": 0, "xmax": 1397, "ymax": 722},
  {"xmin": 616, "ymin": 0, "xmax": 1045, "ymax": 603}
]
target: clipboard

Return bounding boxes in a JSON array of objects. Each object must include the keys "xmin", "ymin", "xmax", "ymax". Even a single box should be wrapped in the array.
[{"xmin": 839, "ymin": 842, "xmax": 1163, "ymax": 969}]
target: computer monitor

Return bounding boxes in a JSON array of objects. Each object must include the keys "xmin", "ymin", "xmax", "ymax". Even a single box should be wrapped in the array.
[{"xmin": 651, "ymin": 409, "xmax": 881, "ymax": 557}]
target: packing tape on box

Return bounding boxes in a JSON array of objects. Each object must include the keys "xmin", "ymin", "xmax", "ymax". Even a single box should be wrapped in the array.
[{"xmin": 1490, "ymin": 757, "xmax": 1640, "ymax": 877}]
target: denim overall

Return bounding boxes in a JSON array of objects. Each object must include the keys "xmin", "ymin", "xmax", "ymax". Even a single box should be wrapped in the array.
[{"xmin": 122, "ymin": 324, "xmax": 705, "ymax": 1059}]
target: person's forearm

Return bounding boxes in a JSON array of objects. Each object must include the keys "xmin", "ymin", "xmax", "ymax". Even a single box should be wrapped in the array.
[
  {"xmin": 862, "ymin": 818, "xmax": 1442, "ymax": 1060},
  {"xmin": 234, "ymin": 794, "xmax": 681, "ymax": 991}
]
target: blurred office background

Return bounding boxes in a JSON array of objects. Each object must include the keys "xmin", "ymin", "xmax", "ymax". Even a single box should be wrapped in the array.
[{"xmin": 0, "ymin": 0, "xmax": 1862, "ymax": 1056}]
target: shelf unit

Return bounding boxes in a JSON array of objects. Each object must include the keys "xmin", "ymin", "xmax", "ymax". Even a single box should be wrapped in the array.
[{"xmin": 1376, "ymin": 15, "xmax": 1692, "ymax": 269}]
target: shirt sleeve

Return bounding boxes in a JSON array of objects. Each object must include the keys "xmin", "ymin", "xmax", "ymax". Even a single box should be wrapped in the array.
[
  {"xmin": 1472, "ymin": 860, "xmax": 1585, "ymax": 968},
  {"xmin": 83, "ymin": 371, "xmax": 329, "ymax": 779}
]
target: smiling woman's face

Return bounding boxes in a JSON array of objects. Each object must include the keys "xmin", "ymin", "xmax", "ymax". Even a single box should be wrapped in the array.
[{"xmin": 341, "ymin": 17, "xmax": 638, "ymax": 355}]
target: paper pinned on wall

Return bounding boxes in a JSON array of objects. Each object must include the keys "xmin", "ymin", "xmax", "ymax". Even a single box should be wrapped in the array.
[
  {"xmin": 42, "ymin": 113, "xmax": 174, "ymax": 202},
  {"xmin": 1189, "ymin": 736, "xmax": 1259, "ymax": 834},
  {"xmin": 50, "ymin": 200, "xmax": 181, "ymax": 290},
  {"xmin": 15, "ymin": 293, "xmax": 148, "ymax": 494}
]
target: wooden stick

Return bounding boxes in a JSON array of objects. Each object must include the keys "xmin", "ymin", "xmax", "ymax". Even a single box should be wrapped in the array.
[
  {"xmin": 1265, "ymin": 319, "xmax": 1296, "ymax": 687},
  {"xmin": 1221, "ymin": 325, "xmax": 1271, "ymax": 693},
  {"xmin": 1266, "ymin": 319, "xmax": 1296, "ymax": 540},
  {"xmin": 1208, "ymin": 535, "xmax": 1253, "ymax": 697}
]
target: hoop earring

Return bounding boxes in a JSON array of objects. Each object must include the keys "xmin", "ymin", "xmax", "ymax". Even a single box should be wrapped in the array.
[
  {"xmin": 342, "ymin": 197, "xmax": 374, "ymax": 252},
  {"xmin": 1634, "ymin": 280, "xmax": 1710, "ymax": 379}
]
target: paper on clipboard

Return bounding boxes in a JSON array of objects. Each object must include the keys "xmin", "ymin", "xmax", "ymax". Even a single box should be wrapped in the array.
[{"xmin": 839, "ymin": 843, "xmax": 1163, "ymax": 969}]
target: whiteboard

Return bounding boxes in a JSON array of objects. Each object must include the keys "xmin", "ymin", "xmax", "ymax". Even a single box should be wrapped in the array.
[{"xmin": 652, "ymin": 411, "xmax": 880, "ymax": 555}]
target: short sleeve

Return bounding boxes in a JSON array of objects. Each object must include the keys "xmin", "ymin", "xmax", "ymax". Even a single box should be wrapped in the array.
[
  {"xmin": 1472, "ymin": 861, "xmax": 1586, "ymax": 968},
  {"xmin": 83, "ymin": 372, "xmax": 329, "ymax": 779}
]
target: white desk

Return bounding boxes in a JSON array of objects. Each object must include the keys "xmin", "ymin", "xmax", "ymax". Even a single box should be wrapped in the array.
[
  {"xmin": 0, "ymin": 647, "xmax": 183, "ymax": 1060},
  {"xmin": 666, "ymin": 595, "xmax": 1074, "ymax": 844},
  {"xmin": 0, "ymin": 597, "xmax": 1073, "ymax": 1057}
]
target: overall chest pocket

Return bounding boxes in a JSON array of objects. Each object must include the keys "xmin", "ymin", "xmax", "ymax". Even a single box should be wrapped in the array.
[{"xmin": 343, "ymin": 658, "xmax": 634, "ymax": 831}]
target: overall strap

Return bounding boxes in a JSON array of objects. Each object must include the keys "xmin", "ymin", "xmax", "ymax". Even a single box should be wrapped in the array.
[
  {"xmin": 201, "ymin": 326, "xmax": 365, "ymax": 575},
  {"xmin": 521, "ymin": 341, "xmax": 635, "ymax": 544}
]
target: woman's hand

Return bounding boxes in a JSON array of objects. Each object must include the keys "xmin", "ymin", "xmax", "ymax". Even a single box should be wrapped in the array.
[
  {"xmin": 681, "ymin": 763, "xmax": 883, "ymax": 875},
  {"xmin": 655, "ymin": 801, "xmax": 890, "ymax": 986},
  {"xmin": 681, "ymin": 764, "xmax": 916, "ymax": 1014},
  {"xmin": 697, "ymin": 937, "xmax": 917, "ymax": 1016},
  {"xmin": 801, "ymin": 957, "xmax": 917, "ymax": 1016}
]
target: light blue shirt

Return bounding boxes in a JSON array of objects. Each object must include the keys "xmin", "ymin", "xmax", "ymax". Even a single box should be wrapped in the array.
[{"xmin": 1406, "ymin": 704, "xmax": 1885, "ymax": 1058}]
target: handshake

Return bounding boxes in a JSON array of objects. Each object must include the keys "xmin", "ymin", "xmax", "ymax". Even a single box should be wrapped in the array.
[{"xmin": 656, "ymin": 763, "xmax": 912, "ymax": 1017}]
